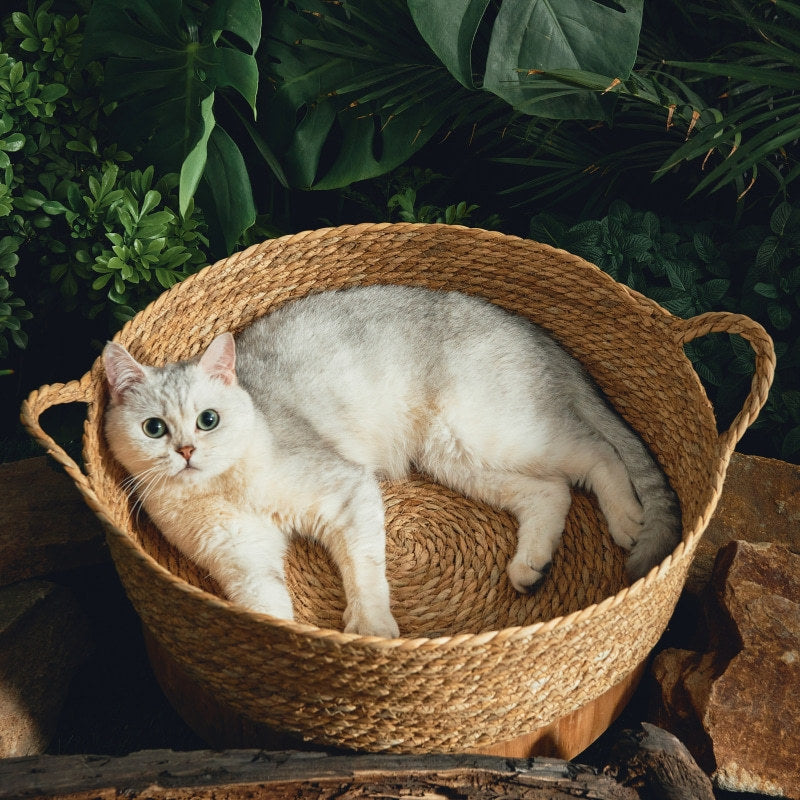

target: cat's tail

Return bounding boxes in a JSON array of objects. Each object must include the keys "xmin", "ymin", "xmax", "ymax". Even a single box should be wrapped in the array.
[{"xmin": 576, "ymin": 390, "xmax": 682, "ymax": 581}]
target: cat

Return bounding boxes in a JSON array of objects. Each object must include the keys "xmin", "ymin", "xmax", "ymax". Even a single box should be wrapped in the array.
[{"xmin": 102, "ymin": 284, "xmax": 681, "ymax": 638}]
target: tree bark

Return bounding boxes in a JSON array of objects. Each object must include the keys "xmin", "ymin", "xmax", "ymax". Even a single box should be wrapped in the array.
[{"xmin": 0, "ymin": 748, "xmax": 639, "ymax": 800}]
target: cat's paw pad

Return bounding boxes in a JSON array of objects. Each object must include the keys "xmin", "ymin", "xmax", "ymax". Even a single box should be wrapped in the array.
[{"xmin": 507, "ymin": 558, "xmax": 551, "ymax": 593}]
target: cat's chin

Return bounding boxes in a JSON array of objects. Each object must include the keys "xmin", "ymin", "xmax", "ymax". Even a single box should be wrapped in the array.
[
  {"xmin": 171, "ymin": 464, "xmax": 207, "ymax": 482},
  {"xmin": 171, "ymin": 461, "xmax": 231, "ymax": 485}
]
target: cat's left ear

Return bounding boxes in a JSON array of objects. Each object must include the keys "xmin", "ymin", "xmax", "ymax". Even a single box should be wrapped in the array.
[
  {"xmin": 103, "ymin": 342, "xmax": 147, "ymax": 403},
  {"xmin": 199, "ymin": 333, "xmax": 237, "ymax": 385}
]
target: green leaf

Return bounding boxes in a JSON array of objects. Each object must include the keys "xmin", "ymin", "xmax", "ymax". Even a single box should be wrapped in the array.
[
  {"xmin": 767, "ymin": 302, "xmax": 792, "ymax": 330},
  {"xmin": 92, "ymin": 273, "xmax": 113, "ymax": 290},
  {"xmin": 753, "ymin": 282, "xmax": 779, "ymax": 299},
  {"xmin": 406, "ymin": 0, "xmax": 491, "ymax": 89},
  {"xmin": 756, "ymin": 236, "xmax": 781, "ymax": 271},
  {"xmin": 216, "ymin": 45, "xmax": 259, "ymax": 112},
  {"xmin": 139, "ymin": 189, "xmax": 162, "ymax": 218},
  {"xmin": 12, "ymin": 11, "xmax": 37, "ymax": 39},
  {"xmin": 703, "ymin": 279, "xmax": 730, "ymax": 304},
  {"xmin": 179, "ymin": 92, "xmax": 215, "ymax": 217},
  {"xmin": 666, "ymin": 59, "xmax": 800, "ymax": 91},
  {"xmin": 203, "ymin": 0, "xmax": 262, "ymax": 54},
  {"xmin": 198, "ymin": 125, "xmax": 255, "ymax": 253},
  {"xmin": 39, "ymin": 83, "xmax": 68, "ymax": 103},
  {"xmin": 781, "ymin": 426, "xmax": 800, "ymax": 459},
  {"xmin": 0, "ymin": 134, "xmax": 26, "ymax": 153},
  {"xmin": 693, "ymin": 233, "xmax": 717, "ymax": 264},
  {"xmin": 0, "ymin": 236, "xmax": 21, "ymax": 257},
  {"xmin": 770, "ymin": 202, "xmax": 793, "ymax": 236},
  {"xmin": 41, "ymin": 200, "xmax": 67, "ymax": 215},
  {"xmin": 782, "ymin": 390, "xmax": 800, "ymax": 420}
]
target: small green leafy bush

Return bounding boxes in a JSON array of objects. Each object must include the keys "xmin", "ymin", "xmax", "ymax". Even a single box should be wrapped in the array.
[
  {"xmin": 343, "ymin": 168, "xmax": 502, "ymax": 229},
  {"xmin": 0, "ymin": 1, "xmax": 208, "ymax": 359},
  {"xmin": 530, "ymin": 200, "xmax": 800, "ymax": 461}
]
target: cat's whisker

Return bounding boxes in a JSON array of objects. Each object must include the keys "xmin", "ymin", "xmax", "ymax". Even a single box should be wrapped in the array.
[
  {"xmin": 122, "ymin": 464, "xmax": 169, "ymax": 525},
  {"xmin": 133, "ymin": 467, "xmax": 172, "ymax": 524}
]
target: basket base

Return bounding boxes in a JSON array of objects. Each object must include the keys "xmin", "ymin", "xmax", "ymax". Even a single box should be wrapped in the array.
[{"xmin": 143, "ymin": 628, "xmax": 645, "ymax": 759}]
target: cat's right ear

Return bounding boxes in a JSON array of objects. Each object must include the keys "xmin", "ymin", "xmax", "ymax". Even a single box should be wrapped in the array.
[
  {"xmin": 199, "ymin": 333, "xmax": 237, "ymax": 385},
  {"xmin": 103, "ymin": 342, "xmax": 147, "ymax": 403}
]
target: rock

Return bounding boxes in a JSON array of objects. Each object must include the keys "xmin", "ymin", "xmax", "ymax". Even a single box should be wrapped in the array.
[
  {"xmin": 707, "ymin": 541, "xmax": 800, "ymax": 796},
  {"xmin": 653, "ymin": 541, "xmax": 800, "ymax": 798},
  {"xmin": 0, "ymin": 580, "xmax": 91, "ymax": 756},
  {"xmin": 687, "ymin": 453, "xmax": 800, "ymax": 594},
  {"xmin": 0, "ymin": 457, "xmax": 107, "ymax": 587},
  {"xmin": 650, "ymin": 648, "xmax": 716, "ymax": 773}
]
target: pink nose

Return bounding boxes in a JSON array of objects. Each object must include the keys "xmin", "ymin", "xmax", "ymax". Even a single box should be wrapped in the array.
[{"xmin": 177, "ymin": 445, "xmax": 195, "ymax": 461}]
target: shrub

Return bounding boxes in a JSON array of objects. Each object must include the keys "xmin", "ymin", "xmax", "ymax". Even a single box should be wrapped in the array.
[
  {"xmin": 0, "ymin": 1, "xmax": 209, "ymax": 361},
  {"xmin": 530, "ymin": 201, "xmax": 800, "ymax": 461}
]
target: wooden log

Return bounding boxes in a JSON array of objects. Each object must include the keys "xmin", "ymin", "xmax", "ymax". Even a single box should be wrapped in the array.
[
  {"xmin": 0, "ymin": 749, "xmax": 639, "ymax": 800},
  {"xmin": 606, "ymin": 723, "xmax": 715, "ymax": 800}
]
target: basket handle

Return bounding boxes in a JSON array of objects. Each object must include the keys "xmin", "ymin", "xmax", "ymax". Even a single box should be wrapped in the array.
[
  {"xmin": 19, "ymin": 373, "xmax": 102, "ymax": 511},
  {"xmin": 674, "ymin": 311, "xmax": 776, "ymax": 457}
]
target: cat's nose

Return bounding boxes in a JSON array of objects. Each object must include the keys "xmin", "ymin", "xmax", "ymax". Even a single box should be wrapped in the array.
[{"xmin": 177, "ymin": 445, "xmax": 195, "ymax": 462}]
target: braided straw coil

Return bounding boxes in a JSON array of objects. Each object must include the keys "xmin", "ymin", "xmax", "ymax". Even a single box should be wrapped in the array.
[{"xmin": 22, "ymin": 223, "xmax": 775, "ymax": 754}]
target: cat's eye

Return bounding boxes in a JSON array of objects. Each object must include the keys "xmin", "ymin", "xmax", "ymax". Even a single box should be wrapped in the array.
[
  {"xmin": 142, "ymin": 417, "xmax": 167, "ymax": 438},
  {"xmin": 196, "ymin": 409, "xmax": 219, "ymax": 431}
]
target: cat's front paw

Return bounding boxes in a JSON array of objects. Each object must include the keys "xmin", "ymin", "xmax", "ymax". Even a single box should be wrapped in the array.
[
  {"xmin": 507, "ymin": 557, "xmax": 551, "ymax": 593},
  {"xmin": 343, "ymin": 602, "xmax": 400, "ymax": 638}
]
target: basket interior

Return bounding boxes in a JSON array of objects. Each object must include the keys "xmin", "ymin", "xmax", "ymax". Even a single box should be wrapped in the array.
[{"xmin": 86, "ymin": 226, "xmax": 719, "ymax": 638}]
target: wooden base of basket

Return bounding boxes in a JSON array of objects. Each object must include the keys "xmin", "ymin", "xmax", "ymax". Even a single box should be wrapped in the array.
[{"xmin": 143, "ymin": 628, "xmax": 646, "ymax": 759}]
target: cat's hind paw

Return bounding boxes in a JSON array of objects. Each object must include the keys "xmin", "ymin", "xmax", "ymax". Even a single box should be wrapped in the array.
[
  {"xmin": 343, "ymin": 602, "xmax": 400, "ymax": 638},
  {"xmin": 507, "ymin": 558, "xmax": 551, "ymax": 593}
]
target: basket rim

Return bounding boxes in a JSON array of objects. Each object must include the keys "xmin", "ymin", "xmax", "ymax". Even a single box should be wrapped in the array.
[{"xmin": 23, "ymin": 222, "xmax": 775, "ymax": 650}]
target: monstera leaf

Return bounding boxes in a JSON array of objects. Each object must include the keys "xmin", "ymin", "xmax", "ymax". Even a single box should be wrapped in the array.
[
  {"xmin": 408, "ymin": 0, "xmax": 644, "ymax": 120},
  {"xmin": 82, "ymin": 0, "xmax": 266, "ymax": 252}
]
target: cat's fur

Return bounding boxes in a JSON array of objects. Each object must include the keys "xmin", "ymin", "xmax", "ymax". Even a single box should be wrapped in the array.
[{"xmin": 103, "ymin": 285, "xmax": 681, "ymax": 638}]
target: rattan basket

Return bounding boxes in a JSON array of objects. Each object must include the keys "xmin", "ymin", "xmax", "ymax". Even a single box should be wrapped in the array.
[{"xmin": 22, "ymin": 223, "xmax": 774, "ymax": 756}]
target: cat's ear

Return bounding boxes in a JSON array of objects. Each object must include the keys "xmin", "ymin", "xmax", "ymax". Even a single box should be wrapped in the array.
[
  {"xmin": 199, "ymin": 333, "xmax": 237, "ymax": 385},
  {"xmin": 103, "ymin": 342, "xmax": 147, "ymax": 403}
]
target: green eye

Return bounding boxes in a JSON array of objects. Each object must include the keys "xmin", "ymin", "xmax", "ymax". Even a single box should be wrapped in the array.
[
  {"xmin": 196, "ymin": 409, "xmax": 219, "ymax": 431},
  {"xmin": 142, "ymin": 417, "xmax": 167, "ymax": 438}
]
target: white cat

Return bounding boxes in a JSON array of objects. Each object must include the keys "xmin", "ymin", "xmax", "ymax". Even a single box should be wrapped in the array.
[{"xmin": 103, "ymin": 285, "xmax": 680, "ymax": 638}]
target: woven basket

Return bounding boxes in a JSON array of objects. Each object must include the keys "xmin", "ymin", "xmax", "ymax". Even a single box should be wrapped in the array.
[{"xmin": 22, "ymin": 223, "xmax": 775, "ymax": 755}]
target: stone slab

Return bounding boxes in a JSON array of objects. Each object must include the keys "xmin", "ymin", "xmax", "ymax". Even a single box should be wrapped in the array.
[
  {"xmin": 0, "ymin": 580, "xmax": 91, "ymax": 757},
  {"xmin": 687, "ymin": 452, "xmax": 800, "ymax": 594},
  {"xmin": 0, "ymin": 457, "xmax": 107, "ymax": 587}
]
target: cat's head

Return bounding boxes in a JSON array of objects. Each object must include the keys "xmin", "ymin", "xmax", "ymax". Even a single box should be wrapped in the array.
[{"xmin": 102, "ymin": 334, "xmax": 257, "ymax": 486}]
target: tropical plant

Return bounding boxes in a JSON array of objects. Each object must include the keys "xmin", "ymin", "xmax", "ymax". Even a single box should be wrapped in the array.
[
  {"xmin": 260, "ymin": 0, "xmax": 503, "ymax": 191},
  {"xmin": 500, "ymin": 0, "xmax": 800, "ymax": 206},
  {"xmin": 254, "ymin": 0, "xmax": 646, "ymax": 190},
  {"xmin": 655, "ymin": 0, "xmax": 800, "ymax": 199},
  {"xmin": 81, "ymin": 0, "xmax": 270, "ymax": 253}
]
